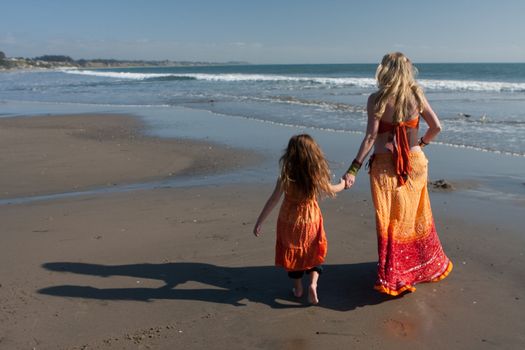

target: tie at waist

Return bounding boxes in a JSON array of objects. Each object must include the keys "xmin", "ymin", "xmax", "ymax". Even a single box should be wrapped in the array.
[{"xmin": 376, "ymin": 118, "xmax": 419, "ymax": 186}]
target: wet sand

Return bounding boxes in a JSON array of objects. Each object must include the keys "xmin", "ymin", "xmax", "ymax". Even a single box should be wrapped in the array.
[
  {"xmin": 0, "ymin": 114, "xmax": 256, "ymax": 199},
  {"xmin": 0, "ymin": 114, "xmax": 524, "ymax": 349}
]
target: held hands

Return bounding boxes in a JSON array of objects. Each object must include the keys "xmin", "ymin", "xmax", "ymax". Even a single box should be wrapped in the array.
[{"xmin": 343, "ymin": 172, "xmax": 356, "ymax": 189}]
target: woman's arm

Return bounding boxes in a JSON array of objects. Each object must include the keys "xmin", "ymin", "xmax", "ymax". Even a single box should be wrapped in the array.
[
  {"xmin": 253, "ymin": 178, "xmax": 283, "ymax": 237},
  {"xmin": 343, "ymin": 94, "xmax": 380, "ymax": 188},
  {"xmin": 419, "ymin": 95, "xmax": 442, "ymax": 144}
]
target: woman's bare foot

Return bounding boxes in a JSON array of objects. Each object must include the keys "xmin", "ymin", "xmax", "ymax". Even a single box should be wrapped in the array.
[
  {"xmin": 292, "ymin": 279, "xmax": 303, "ymax": 298},
  {"xmin": 308, "ymin": 284, "xmax": 319, "ymax": 305}
]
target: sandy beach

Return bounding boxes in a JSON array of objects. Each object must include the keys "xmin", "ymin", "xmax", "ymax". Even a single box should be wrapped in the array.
[{"xmin": 1, "ymin": 114, "xmax": 524, "ymax": 350}]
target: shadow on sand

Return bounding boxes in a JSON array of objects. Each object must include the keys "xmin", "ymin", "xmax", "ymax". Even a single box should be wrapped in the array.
[{"xmin": 38, "ymin": 261, "xmax": 390, "ymax": 310}]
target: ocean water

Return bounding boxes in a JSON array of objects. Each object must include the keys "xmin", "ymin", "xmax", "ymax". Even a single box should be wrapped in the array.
[{"xmin": 1, "ymin": 63, "xmax": 525, "ymax": 156}]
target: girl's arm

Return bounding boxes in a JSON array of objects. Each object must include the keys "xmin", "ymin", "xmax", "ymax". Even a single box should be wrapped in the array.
[
  {"xmin": 253, "ymin": 178, "xmax": 283, "ymax": 237},
  {"xmin": 330, "ymin": 177, "xmax": 346, "ymax": 194},
  {"xmin": 419, "ymin": 95, "xmax": 442, "ymax": 144},
  {"xmin": 343, "ymin": 94, "xmax": 380, "ymax": 188}
]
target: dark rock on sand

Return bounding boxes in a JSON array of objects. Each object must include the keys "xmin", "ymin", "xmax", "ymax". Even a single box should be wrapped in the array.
[{"xmin": 429, "ymin": 179, "xmax": 454, "ymax": 191}]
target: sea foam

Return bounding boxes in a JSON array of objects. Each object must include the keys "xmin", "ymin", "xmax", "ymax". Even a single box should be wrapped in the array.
[{"xmin": 62, "ymin": 70, "xmax": 525, "ymax": 92}]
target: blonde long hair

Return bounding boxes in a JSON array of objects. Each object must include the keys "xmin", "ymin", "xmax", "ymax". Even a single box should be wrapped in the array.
[
  {"xmin": 374, "ymin": 52, "xmax": 425, "ymax": 123},
  {"xmin": 280, "ymin": 134, "xmax": 334, "ymax": 199}
]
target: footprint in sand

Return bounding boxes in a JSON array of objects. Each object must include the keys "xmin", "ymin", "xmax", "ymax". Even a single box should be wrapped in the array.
[{"xmin": 384, "ymin": 319, "xmax": 416, "ymax": 338}]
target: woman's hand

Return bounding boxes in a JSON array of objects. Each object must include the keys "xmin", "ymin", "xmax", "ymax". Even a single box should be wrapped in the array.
[{"xmin": 343, "ymin": 172, "xmax": 356, "ymax": 189}]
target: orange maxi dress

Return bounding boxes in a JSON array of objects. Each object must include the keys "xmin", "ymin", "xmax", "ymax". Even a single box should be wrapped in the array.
[
  {"xmin": 275, "ymin": 187, "xmax": 327, "ymax": 272},
  {"xmin": 370, "ymin": 117, "xmax": 453, "ymax": 296}
]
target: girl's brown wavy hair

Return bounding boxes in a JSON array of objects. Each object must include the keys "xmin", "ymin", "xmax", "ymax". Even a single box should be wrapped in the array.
[{"xmin": 279, "ymin": 134, "xmax": 334, "ymax": 199}]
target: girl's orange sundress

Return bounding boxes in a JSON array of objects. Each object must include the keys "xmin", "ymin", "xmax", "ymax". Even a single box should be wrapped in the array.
[{"xmin": 275, "ymin": 187, "xmax": 327, "ymax": 271}]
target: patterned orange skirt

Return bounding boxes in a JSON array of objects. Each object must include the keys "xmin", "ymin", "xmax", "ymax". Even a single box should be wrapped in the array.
[
  {"xmin": 370, "ymin": 151, "xmax": 452, "ymax": 296},
  {"xmin": 275, "ymin": 192, "xmax": 327, "ymax": 272}
]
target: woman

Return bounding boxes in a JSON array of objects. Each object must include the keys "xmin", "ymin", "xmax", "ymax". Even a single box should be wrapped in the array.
[{"xmin": 344, "ymin": 52, "xmax": 452, "ymax": 296}]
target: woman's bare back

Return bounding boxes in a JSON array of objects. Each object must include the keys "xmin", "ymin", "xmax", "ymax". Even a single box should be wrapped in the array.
[{"xmin": 374, "ymin": 99, "xmax": 422, "ymax": 154}]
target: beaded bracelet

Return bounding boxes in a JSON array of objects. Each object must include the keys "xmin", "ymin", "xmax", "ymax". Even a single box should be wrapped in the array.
[{"xmin": 346, "ymin": 158, "xmax": 362, "ymax": 176}]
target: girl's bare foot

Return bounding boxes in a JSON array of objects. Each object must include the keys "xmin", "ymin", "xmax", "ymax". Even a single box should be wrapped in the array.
[
  {"xmin": 292, "ymin": 279, "xmax": 303, "ymax": 298},
  {"xmin": 308, "ymin": 284, "xmax": 319, "ymax": 305}
]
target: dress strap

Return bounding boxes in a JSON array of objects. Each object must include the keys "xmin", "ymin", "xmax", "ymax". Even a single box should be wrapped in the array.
[{"xmin": 393, "ymin": 122, "xmax": 412, "ymax": 185}]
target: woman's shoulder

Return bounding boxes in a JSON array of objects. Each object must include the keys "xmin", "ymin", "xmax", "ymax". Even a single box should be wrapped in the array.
[
  {"xmin": 368, "ymin": 91, "xmax": 379, "ymax": 102},
  {"xmin": 367, "ymin": 92, "xmax": 380, "ymax": 110}
]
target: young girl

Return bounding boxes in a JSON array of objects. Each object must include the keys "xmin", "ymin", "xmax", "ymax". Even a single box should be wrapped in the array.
[{"xmin": 253, "ymin": 134, "xmax": 345, "ymax": 305}]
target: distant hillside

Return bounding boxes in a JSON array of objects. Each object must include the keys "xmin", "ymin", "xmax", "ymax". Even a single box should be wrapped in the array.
[{"xmin": 0, "ymin": 51, "xmax": 249, "ymax": 70}]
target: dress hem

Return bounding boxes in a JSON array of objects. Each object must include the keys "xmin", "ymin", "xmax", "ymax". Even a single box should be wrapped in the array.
[{"xmin": 374, "ymin": 260, "xmax": 453, "ymax": 296}]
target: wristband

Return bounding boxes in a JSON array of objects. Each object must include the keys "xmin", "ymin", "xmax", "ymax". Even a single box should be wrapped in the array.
[
  {"xmin": 346, "ymin": 159, "xmax": 362, "ymax": 176},
  {"xmin": 419, "ymin": 137, "xmax": 429, "ymax": 147}
]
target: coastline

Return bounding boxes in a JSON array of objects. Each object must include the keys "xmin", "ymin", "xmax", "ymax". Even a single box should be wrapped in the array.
[
  {"xmin": 0, "ymin": 112, "xmax": 524, "ymax": 349},
  {"xmin": 0, "ymin": 59, "xmax": 250, "ymax": 72}
]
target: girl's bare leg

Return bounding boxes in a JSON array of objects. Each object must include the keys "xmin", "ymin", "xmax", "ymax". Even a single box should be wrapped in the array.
[
  {"xmin": 292, "ymin": 278, "xmax": 303, "ymax": 298},
  {"xmin": 308, "ymin": 271, "xmax": 319, "ymax": 305}
]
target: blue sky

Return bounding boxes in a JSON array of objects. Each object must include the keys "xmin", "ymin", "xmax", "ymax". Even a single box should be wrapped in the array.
[{"xmin": 1, "ymin": 0, "xmax": 524, "ymax": 63}]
